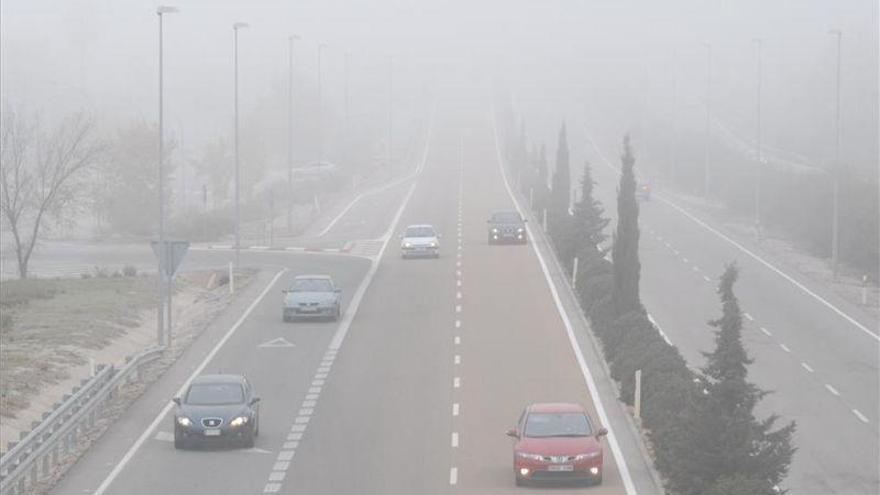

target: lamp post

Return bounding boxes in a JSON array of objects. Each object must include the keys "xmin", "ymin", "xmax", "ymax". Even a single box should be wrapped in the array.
[
  {"xmin": 753, "ymin": 38, "xmax": 763, "ymax": 236},
  {"xmin": 828, "ymin": 29, "xmax": 842, "ymax": 278},
  {"xmin": 702, "ymin": 41, "xmax": 712, "ymax": 200},
  {"xmin": 233, "ymin": 21, "xmax": 249, "ymax": 269},
  {"xmin": 287, "ymin": 34, "xmax": 301, "ymax": 233},
  {"xmin": 388, "ymin": 56, "xmax": 393, "ymax": 178},
  {"xmin": 156, "ymin": 5, "xmax": 177, "ymax": 346},
  {"xmin": 317, "ymin": 43, "xmax": 328, "ymax": 165}
]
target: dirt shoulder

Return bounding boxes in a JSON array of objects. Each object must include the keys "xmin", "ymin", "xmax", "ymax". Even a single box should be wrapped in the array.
[{"xmin": 0, "ymin": 269, "xmax": 254, "ymax": 455}]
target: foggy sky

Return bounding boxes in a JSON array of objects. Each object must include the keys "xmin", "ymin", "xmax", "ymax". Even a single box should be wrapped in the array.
[{"xmin": 1, "ymin": 0, "xmax": 877, "ymax": 173}]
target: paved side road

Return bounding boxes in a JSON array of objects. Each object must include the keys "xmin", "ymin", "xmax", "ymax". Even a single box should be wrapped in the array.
[{"xmin": 584, "ymin": 130, "xmax": 879, "ymax": 494}]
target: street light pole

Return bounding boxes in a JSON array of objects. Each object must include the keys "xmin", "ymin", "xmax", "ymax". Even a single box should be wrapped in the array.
[
  {"xmin": 156, "ymin": 5, "xmax": 177, "ymax": 347},
  {"xmin": 702, "ymin": 42, "xmax": 712, "ymax": 201},
  {"xmin": 317, "ymin": 43, "xmax": 327, "ymax": 165},
  {"xmin": 670, "ymin": 48, "xmax": 678, "ymax": 185},
  {"xmin": 388, "ymin": 56, "xmax": 393, "ymax": 178},
  {"xmin": 287, "ymin": 34, "xmax": 300, "ymax": 233},
  {"xmin": 753, "ymin": 38, "xmax": 763, "ymax": 236},
  {"xmin": 233, "ymin": 22, "xmax": 248, "ymax": 269},
  {"xmin": 829, "ymin": 29, "xmax": 842, "ymax": 277}
]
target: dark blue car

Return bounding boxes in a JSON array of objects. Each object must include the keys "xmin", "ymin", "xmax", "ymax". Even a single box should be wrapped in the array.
[{"xmin": 173, "ymin": 374, "xmax": 260, "ymax": 449}]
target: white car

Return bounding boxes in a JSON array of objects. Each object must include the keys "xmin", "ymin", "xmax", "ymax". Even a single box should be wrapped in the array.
[{"xmin": 400, "ymin": 224, "xmax": 440, "ymax": 258}]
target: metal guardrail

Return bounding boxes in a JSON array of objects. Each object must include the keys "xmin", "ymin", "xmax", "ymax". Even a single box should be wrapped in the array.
[{"xmin": 0, "ymin": 346, "xmax": 165, "ymax": 495}]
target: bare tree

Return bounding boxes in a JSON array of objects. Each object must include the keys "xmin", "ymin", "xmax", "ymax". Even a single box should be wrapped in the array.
[{"xmin": 0, "ymin": 108, "xmax": 103, "ymax": 278}]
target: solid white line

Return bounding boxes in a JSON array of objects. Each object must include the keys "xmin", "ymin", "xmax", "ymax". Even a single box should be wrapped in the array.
[
  {"xmin": 801, "ymin": 362, "xmax": 814, "ymax": 373},
  {"xmin": 852, "ymin": 409, "xmax": 869, "ymax": 423},
  {"xmin": 92, "ymin": 269, "xmax": 286, "ymax": 495},
  {"xmin": 779, "ymin": 343, "xmax": 791, "ymax": 353},
  {"xmin": 825, "ymin": 384, "xmax": 840, "ymax": 396},
  {"xmin": 449, "ymin": 467, "xmax": 458, "ymax": 485},
  {"xmin": 327, "ymin": 113, "xmax": 434, "ymax": 348},
  {"xmin": 452, "ymin": 403, "xmax": 460, "ymax": 416},
  {"xmin": 492, "ymin": 111, "xmax": 638, "ymax": 495}
]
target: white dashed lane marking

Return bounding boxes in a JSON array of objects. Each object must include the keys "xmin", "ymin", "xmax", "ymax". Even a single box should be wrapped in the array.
[
  {"xmin": 801, "ymin": 362, "xmax": 814, "ymax": 373},
  {"xmin": 760, "ymin": 327, "xmax": 772, "ymax": 337},
  {"xmin": 451, "ymin": 432, "xmax": 459, "ymax": 447},
  {"xmin": 825, "ymin": 384, "xmax": 841, "ymax": 396},
  {"xmin": 454, "ymin": 354, "xmax": 461, "ymax": 365},
  {"xmin": 452, "ymin": 403, "xmax": 460, "ymax": 416},
  {"xmin": 852, "ymin": 409, "xmax": 869, "ymax": 424},
  {"xmin": 454, "ymin": 377, "xmax": 460, "ymax": 388},
  {"xmin": 744, "ymin": 312, "xmax": 755, "ymax": 321},
  {"xmin": 779, "ymin": 343, "xmax": 791, "ymax": 353},
  {"xmin": 449, "ymin": 467, "xmax": 458, "ymax": 485}
]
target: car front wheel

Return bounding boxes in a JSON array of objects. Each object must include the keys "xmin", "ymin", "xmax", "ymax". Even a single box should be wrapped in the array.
[{"xmin": 174, "ymin": 428, "xmax": 186, "ymax": 450}]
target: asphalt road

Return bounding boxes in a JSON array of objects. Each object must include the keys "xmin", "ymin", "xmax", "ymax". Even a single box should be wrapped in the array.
[
  {"xmin": 49, "ymin": 99, "xmax": 661, "ymax": 495},
  {"xmin": 584, "ymin": 133, "xmax": 879, "ymax": 494}
]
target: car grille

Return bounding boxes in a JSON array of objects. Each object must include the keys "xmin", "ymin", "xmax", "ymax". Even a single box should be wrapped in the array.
[
  {"xmin": 201, "ymin": 417, "xmax": 223, "ymax": 428},
  {"xmin": 544, "ymin": 455, "xmax": 575, "ymax": 462},
  {"xmin": 299, "ymin": 302, "xmax": 320, "ymax": 307}
]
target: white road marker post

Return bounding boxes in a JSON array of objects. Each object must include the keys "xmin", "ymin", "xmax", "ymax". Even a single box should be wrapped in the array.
[
  {"xmin": 571, "ymin": 256, "xmax": 579, "ymax": 289},
  {"xmin": 229, "ymin": 262, "xmax": 235, "ymax": 294},
  {"xmin": 634, "ymin": 369, "xmax": 642, "ymax": 425}
]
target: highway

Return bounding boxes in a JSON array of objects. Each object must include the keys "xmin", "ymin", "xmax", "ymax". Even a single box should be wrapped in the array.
[
  {"xmin": 584, "ymin": 131, "xmax": 879, "ymax": 494},
  {"xmin": 49, "ymin": 98, "xmax": 662, "ymax": 495}
]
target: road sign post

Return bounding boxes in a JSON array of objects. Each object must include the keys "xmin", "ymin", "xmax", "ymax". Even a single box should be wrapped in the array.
[{"xmin": 151, "ymin": 240, "xmax": 190, "ymax": 347}]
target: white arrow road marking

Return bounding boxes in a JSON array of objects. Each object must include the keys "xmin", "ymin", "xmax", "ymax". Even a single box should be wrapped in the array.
[{"xmin": 259, "ymin": 337, "xmax": 296, "ymax": 348}]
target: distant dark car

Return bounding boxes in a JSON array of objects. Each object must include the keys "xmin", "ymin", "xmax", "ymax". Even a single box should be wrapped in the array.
[
  {"xmin": 173, "ymin": 374, "xmax": 260, "ymax": 449},
  {"xmin": 487, "ymin": 211, "xmax": 527, "ymax": 244},
  {"xmin": 282, "ymin": 275, "xmax": 342, "ymax": 321}
]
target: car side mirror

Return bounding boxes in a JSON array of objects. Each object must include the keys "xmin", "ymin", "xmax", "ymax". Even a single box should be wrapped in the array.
[
  {"xmin": 172, "ymin": 397, "xmax": 181, "ymax": 406},
  {"xmin": 505, "ymin": 428, "xmax": 519, "ymax": 438},
  {"xmin": 249, "ymin": 397, "xmax": 261, "ymax": 406},
  {"xmin": 597, "ymin": 427, "xmax": 608, "ymax": 437}
]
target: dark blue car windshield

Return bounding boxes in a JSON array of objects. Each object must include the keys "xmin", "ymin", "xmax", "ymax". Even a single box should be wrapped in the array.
[{"xmin": 185, "ymin": 383, "xmax": 245, "ymax": 405}]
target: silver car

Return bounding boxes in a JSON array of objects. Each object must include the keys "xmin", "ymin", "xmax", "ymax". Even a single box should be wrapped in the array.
[
  {"xmin": 400, "ymin": 224, "xmax": 440, "ymax": 258},
  {"xmin": 282, "ymin": 275, "xmax": 342, "ymax": 321}
]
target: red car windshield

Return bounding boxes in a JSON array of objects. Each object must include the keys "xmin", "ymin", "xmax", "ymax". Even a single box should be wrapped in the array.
[{"xmin": 524, "ymin": 412, "xmax": 592, "ymax": 438}]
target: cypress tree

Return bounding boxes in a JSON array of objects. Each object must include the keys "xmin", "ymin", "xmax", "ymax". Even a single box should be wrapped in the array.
[
  {"xmin": 534, "ymin": 143, "xmax": 550, "ymax": 214},
  {"xmin": 611, "ymin": 135, "xmax": 641, "ymax": 316},
  {"xmin": 671, "ymin": 264, "xmax": 796, "ymax": 495}
]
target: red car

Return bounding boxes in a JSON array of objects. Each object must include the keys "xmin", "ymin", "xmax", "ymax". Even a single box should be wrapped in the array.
[{"xmin": 506, "ymin": 403, "xmax": 608, "ymax": 486}]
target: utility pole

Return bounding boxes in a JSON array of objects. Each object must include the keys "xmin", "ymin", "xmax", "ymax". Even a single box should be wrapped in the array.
[
  {"xmin": 753, "ymin": 38, "xmax": 763, "ymax": 236},
  {"xmin": 233, "ymin": 22, "xmax": 248, "ymax": 269},
  {"xmin": 702, "ymin": 42, "xmax": 712, "ymax": 201},
  {"xmin": 156, "ymin": 5, "xmax": 177, "ymax": 346},
  {"xmin": 829, "ymin": 29, "xmax": 842, "ymax": 278}
]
